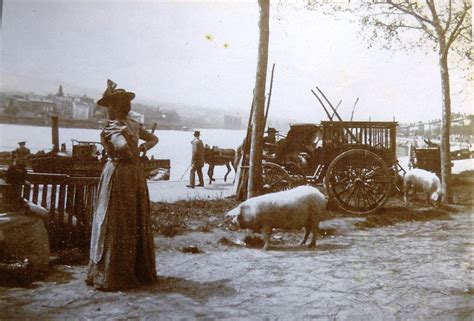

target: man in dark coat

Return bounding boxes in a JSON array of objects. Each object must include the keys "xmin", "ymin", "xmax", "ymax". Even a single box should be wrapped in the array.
[
  {"xmin": 187, "ymin": 131, "xmax": 205, "ymax": 188},
  {"xmin": 11, "ymin": 141, "xmax": 31, "ymax": 166}
]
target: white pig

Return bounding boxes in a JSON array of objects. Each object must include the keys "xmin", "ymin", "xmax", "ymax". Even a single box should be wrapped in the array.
[
  {"xmin": 403, "ymin": 168, "xmax": 442, "ymax": 205},
  {"xmin": 226, "ymin": 186, "xmax": 327, "ymax": 250}
]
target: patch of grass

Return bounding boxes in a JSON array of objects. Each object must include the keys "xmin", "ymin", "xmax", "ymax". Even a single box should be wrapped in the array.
[
  {"xmin": 452, "ymin": 171, "xmax": 474, "ymax": 206},
  {"xmin": 356, "ymin": 205, "xmax": 451, "ymax": 229},
  {"xmin": 243, "ymin": 235, "xmax": 264, "ymax": 248},
  {"xmin": 151, "ymin": 171, "xmax": 473, "ymax": 236},
  {"xmin": 151, "ymin": 197, "xmax": 239, "ymax": 237}
]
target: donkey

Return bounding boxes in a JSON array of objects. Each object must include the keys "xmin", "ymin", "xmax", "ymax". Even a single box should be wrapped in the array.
[{"xmin": 204, "ymin": 144, "xmax": 237, "ymax": 184}]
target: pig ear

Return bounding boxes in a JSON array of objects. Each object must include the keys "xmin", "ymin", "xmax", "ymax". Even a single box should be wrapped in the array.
[{"xmin": 236, "ymin": 209, "xmax": 244, "ymax": 224}]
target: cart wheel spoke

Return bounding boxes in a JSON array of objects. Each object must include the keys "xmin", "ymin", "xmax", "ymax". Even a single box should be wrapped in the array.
[
  {"xmin": 262, "ymin": 162, "xmax": 293, "ymax": 193},
  {"xmin": 325, "ymin": 149, "xmax": 391, "ymax": 214}
]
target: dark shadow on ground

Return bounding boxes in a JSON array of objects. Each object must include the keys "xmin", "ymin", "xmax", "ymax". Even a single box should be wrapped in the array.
[
  {"xmin": 268, "ymin": 243, "xmax": 349, "ymax": 252},
  {"xmin": 204, "ymin": 182, "xmax": 234, "ymax": 191},
  {"xmin": 41, "ymin": 266, "xmax": 75, "ymax": 285},
  {"xmin": 139, "ymin": 276, "xmax": 237, "ymax": 303}
]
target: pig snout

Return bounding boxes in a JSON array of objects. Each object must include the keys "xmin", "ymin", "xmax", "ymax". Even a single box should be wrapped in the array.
[{"xmin": 225, "ymin": 207, "xmax": 241, "ymax": 225}]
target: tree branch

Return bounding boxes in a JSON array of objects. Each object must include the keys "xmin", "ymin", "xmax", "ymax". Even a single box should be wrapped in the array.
[
  {"xmin": 444, "ymin": 3, "xmax": 471, "ymax": 56},
  {"xmin": 444, "ymin": 0, "xmax": 453, "ymax": 33},
  {"xmin": 413, "ymin": 16, "xmax": 437, "ymax": 40},
  {"xmin": 387, "ymin": 0, "xmax": 435, "ymax": 26},
  {"xmin": 426, "ymin": 0, "xmax": 440, "ymax": 24}
]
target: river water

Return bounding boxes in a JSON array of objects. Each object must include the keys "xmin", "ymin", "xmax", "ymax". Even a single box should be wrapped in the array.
[{"xmin": 0, "ymin": 124, "xmax": 246, "ymax": 181}]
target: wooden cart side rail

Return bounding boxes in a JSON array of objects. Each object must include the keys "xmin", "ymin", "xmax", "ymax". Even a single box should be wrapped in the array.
[
  {"xmin": 21, "ymin": 173, "xmax": 100, "ymax": 249},
  {"xmin": 321, "ymin": 121, "xmax": 397, "ymax": 156}
]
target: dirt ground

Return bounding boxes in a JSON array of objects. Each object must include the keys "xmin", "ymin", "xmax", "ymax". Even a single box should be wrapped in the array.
[{"xmin": 0, "ymin": 173, "xmax": 473, "ymax": 320}]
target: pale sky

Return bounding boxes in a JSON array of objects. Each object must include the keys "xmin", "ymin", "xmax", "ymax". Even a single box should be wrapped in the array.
[{"xmin": 1, "ymin": 0, "xmax": 471, "ymax": 123}]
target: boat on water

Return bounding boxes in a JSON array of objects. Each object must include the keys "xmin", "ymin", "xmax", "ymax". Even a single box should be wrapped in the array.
[
  {"xmin": 1, "ymin": 117, "xmax": 171, "ymax": 180},
  {"xmin": 30, "ymin": 140, "xmax": 170, "ymax": 180}
]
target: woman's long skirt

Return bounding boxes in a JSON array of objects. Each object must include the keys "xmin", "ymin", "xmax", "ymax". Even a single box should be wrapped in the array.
[{"xmin": 86, "ymin": 160, "xmax": 157, "ymax": 291}]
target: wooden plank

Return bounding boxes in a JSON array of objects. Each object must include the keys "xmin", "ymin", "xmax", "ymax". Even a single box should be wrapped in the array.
[
  {"xmin": 57, "ymin": 184, "xmax": 66, "ymax": 227},
  {"xmin": 321, "ymin": 121, "xmax": 398, "ymax": 127},
  {"xmin": 74, "ymin": 185, "xmax": 85, "ymax": 246},
  {"xmin": 50, "ymin": 184, "xmax": 57, "ymax": 223},
  {"xmin": 68, "ymin": 176, "xmax": 100, "ymax": 185},
  {"xmin": 32, "ymin": 184, "xmax": 39, "ymax": 204},
  {"xmin": 26, "ymin": 173, "xmax": 69, "ymax": 185},
  {"xmin": 66, "ymin": 185, "xmax": 75, "ymax": 226},
  {"xmin": 41, "ymin": 184, "xmax": 49, "ymax": 208},
  {"xmin": 22, "ymin": 184, "xmax": 31, "ymax": 201}
]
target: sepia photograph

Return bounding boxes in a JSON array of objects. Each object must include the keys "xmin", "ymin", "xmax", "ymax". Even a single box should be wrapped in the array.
[{"xmin": 0, "ymin": 0, "xmax": 472, "ymax": 319}]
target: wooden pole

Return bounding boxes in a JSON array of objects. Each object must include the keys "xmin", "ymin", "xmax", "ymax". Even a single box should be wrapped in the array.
[
  {"xmin": 51, "ymin": 115, "xmax": 59, "ymax": 153},
  {"xmin": 350, "ymin": 97, "xmax": 359, "ymax": 121},
  {"xmin": 234, "ymin": 92, "xmax": 255, "ymax": 199},
  {"xmin": 330, "ymin": 100, "xmax": 342, "ymax": 120},
  {"xmin": 316, "ymin": 87, "xmax": 343, "ymax": 122},
  {"xmin": 264, "ymin": 63, "xmax": 276, "ymax": 128},
  {"xmin": 316, "ymin": 87, "xmax": 361, "ymax": 144},
  {"xmin": 311, "ymin": 89, "xmax": 333, "ymax": 121},
  {"xmin": 248, "ymin": 0, "xmax": 269, "ymax": 199}
]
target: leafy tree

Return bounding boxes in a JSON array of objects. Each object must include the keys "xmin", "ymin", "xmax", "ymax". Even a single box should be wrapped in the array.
[{"xmin": 307, "ymin": 0, "xmax": 472, "ymax": 203}]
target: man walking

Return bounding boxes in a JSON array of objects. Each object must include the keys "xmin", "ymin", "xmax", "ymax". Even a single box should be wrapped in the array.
[{"xmin": 187, "ymin": 131, "xmax": 205, "ymax": 188}]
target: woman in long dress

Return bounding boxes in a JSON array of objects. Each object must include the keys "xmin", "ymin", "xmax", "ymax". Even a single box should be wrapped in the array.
[{"xmin": 86, "ymin": 80, "xmax": 158, "ymax": 291}]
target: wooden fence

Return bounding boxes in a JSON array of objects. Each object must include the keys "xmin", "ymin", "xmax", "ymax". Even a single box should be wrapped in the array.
[{"xmin": 21, "ymin": 173, "xmax": 99, "ymax": 250}]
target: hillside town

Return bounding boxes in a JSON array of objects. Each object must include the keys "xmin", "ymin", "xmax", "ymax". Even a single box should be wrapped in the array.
[
  {"xmin": 1, "ymin": 86, "xmax": 473, "ymax": 143},
  {"xmin": 0, "ymin": 86, "xmax": 244, "ymax": 130}
]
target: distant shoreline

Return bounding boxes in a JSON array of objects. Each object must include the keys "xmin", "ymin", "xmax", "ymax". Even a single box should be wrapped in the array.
[{"xmin": 0, "ymin": 114, "xmax": 183, "ymax": 131}]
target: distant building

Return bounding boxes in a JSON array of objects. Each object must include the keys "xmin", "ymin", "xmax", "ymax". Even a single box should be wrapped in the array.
[
  {"xmin": 223, "ymin": 114, "xmax": 242, "ymax": 129},
  {"xmin": 52, "ymin": 95, "xmax": 73, "ymax": 117},
  {"xmin": 57, "ymin": 85, "xmax": 64, "ymax": 97},
  {"xmin": 399, "ymin": 113, "xmax": 472, "ymax": 137},
  {"xmin": 30, "ymin": 98, "xmax": 56, "ymax": 115},
  {"xmin": 50, "ymin": 87, "xmax": 95, "ymax": 119},
  {"xmin": 7, "ymin": 97, "xmax": 30, "ymax": 111},
  {"xmin": 72, "ymin": 100, "xmax": 93, "ymax": 120},
  {"xmin": 8, "ymin": 96, "xmax": 57, "ymax": 117}
]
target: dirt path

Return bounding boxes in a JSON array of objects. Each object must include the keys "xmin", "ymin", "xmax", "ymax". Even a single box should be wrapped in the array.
[{"xmin": 1, "ymin": 209, "xmax": 472, "ymax": 320}]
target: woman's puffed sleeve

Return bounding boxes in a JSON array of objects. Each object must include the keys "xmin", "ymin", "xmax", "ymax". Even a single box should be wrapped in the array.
[{"xmin": 102, "ymin": 121, "xmax": 133, "ymax": 159}]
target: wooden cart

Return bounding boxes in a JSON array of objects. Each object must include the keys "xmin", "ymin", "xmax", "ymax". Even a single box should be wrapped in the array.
[{"xmin": 261, "ymin": 121, "xmax": 403, "ymax": 214}]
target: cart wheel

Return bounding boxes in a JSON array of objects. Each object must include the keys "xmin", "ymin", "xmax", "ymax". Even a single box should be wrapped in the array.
[
  {"xmin": 285, "ymin": 162, "xmax": 307, "ymax": 186},
  {"xmin": 262, "ymin": 162, "xmax": 293, "ymax": 193},
  {"xmin": 324, "ymin": 149, "xmax": 391, "ymax": 214}
]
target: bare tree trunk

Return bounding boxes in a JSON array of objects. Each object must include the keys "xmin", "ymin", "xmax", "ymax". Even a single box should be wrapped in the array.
[
  {"xmin": 248, "ymin": 0, "xmax": 269, "ymax": 199},
  {"xmin": 439, "ymin": 53, "xmax": 453, "ymax": 203}
]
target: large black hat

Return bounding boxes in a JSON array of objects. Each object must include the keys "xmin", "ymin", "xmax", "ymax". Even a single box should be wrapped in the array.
[{"xmin": 97, "ymin": 79, "xmax": 135, "ymax": 107}]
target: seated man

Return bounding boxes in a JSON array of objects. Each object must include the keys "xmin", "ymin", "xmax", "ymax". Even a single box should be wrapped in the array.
[{"xmin": 263, "ymin": 127, "xmax": 279, "ymax": 156}]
